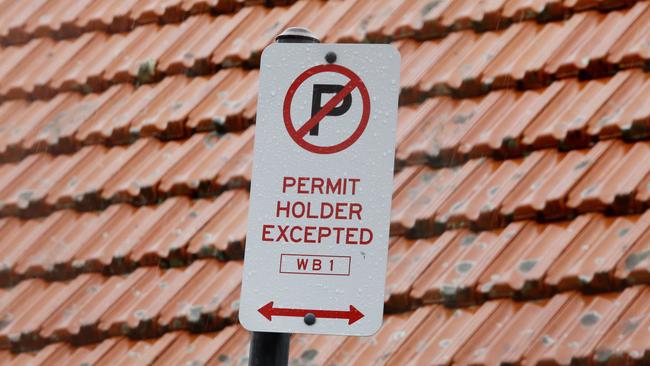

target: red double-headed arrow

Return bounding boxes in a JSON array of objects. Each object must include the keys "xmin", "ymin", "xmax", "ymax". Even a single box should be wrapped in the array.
[{"xmin": 258, "ymin": 301, "xmax": 364, "ymax": 325}]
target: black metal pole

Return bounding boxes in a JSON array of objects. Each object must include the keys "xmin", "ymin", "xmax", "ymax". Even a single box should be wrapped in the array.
[
  {"xmin": 249, "ymin": 332, "xmax": 291, "ymax": 366},
  {"xmin": 247, "ymin": 27, "xmax": 320, "ymax": 366}
]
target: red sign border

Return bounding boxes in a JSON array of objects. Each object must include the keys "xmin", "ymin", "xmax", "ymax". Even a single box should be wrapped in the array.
[{"xmin": 283, "ymin": 64, "xmax": 370, "ymax": 154}]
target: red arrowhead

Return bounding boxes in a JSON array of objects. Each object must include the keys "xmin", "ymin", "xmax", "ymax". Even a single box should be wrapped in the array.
[
  {"xmin": 348, "ymin": 305, "xmax": 364, "ymax": 325},
  {"xmin": 258, "ymin": 301, "xmax": 274, "ymax": 321}
]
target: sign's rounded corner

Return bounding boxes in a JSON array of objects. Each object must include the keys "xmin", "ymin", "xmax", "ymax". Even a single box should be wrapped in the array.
[
  {"xmin": 238, "ymin": 310, "xmax": 256, "ymax": 332},
  {"xmin": 260, "ymin": 43, "xmax": 281, "ymax": 63},
  {"xmin": 358, "ymin": 317, "xmax": 384, "ymax": 337}
]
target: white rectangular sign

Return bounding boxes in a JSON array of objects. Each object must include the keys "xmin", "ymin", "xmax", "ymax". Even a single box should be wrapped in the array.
[{"xmin": 240, "ymin": 43, "xmax": 400, "ymax": 336}]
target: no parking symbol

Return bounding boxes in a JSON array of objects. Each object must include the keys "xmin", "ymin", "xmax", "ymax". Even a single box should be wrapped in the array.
[{"xmin": 283, "ymin": 64, "xmax": 370, "ymax": 154}]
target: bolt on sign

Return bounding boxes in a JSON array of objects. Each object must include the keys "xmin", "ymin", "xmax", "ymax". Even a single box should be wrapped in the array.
[{"xmin": 240, "ymin": 43, "xmax": 400, "ymax": 336}]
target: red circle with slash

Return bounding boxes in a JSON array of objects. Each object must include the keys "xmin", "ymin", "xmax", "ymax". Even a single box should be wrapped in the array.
[{"xmin": 283, "ymin": 64, "xmax": 370, "ymax": 154}]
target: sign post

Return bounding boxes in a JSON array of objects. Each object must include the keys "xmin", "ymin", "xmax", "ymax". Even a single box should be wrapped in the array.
[
  {"xmin": 247, "ymin": 28, "xmax": 319, "ymax": 366},
  {"xmin": 242, "ymin": 25, "xmax": 400, "ymax": 360}
]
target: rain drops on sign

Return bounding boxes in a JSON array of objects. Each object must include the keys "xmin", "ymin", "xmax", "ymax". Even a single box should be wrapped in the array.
[{"xmin": 239, "ymin": 43, "xmax": 400, "ymax": 336}]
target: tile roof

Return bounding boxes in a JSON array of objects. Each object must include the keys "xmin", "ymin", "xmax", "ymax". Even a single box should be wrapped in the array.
[
  {"xmin": 3, "ymin": 287, "xmax": 650, "ymax": 364},
  {"xmin": 1, "ymin": 0, "xmax": 650, "ymax": 364},
  {"xmin": 1, "ymin": 4, "xmax": 650, "ymax": 164},
  {"xmin": 1, "ymin": 0, "xmax": 639, "ymax": 47},
  {"xmin": 0, "ymin": 1, "xmax": 648, "ymax": 106}
]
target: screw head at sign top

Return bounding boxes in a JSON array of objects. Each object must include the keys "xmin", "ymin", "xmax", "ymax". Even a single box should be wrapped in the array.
[
  {"xmin": 325, "ymin": 52, "xmax": 337, "ymax": 64},
  {"xmin": 275, "ymin": 27, "xmax": 320, "ymax": 44}
]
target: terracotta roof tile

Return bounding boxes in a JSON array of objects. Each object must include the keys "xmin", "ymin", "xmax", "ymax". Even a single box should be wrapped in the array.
[
  {"xmin": 75, "ymin": 0, "xmax": 138, "ymax": 33},
  {"xmin": 392, "ymin": 139, "xmax": 650, "ymax": 234},
  {"xmin": 0, "ymin": 69, "xmax": 258, "ymax": 162},
  {"xmin": 1, "ymin": 272, "xmax": 648, "ymax": 362},
  {"xmin": 616, "ymin": 224, "xmax": 650, "ymax": 283},
  {"xmin": 6, "ymin": 136, "xmax": 650, "ymax": 241},
  {"xmin": 453, "ymin": 300, "xmax": 537, "ymax": 365},
  {"xmin": 547, "ymin": 212, "xmax": 650, "ymax": 291},
  {"xmin": 0, "ymin": 192, "xmax": 247, "ymax": 286},
  {"xmin": 187, "ymin": 192, "xmax": 249, "ymax": 259},
  {"xmin": 0, "ymin": 0, "xmax": 250, "ymax": 45},
  {"xmin": 2, "ymin": 210, "xmax": 650, "ymax": 329},
  {"xmin": 1, "ymin": 17, "xmax": 650, "ymax": 165},
  {"xmin": 409, "ymin": 224, "xmax": 525, "ymax": 306},
  {"xmin": 0, "ymin": 2, "xmax": 646, "ymax": 107},
  {"xmin": 3, "ymin": 0, "xmax": 641, "ymax": 48},
  {"xmin": 0, "ymin": 0, "xmax": 49, "ymax": 44},
  {"xmin": 478, "ymin": 216, "xmax": 592, "ymax": 298},
  {"xmin": 5, "ymin": 138, "xmax": 650, "ymax": 303},
  {"xmin": 387, "ymin": 212, "xmax": 650, "ymax": 305},
  {"xmin": 384, "ymin": 235, "xmax": 452, "ymax": 311},
  {"xmin": 0, "ymin": 129, "xmax": 252, "ymax": 216},
  {"xmin": 156, "ymin": 11, "xmax": 245, "ymax": 75},
  {"xmin": 0, "ymin": 9, "xmax": 648, "ymax": 170},
  {"xmin": 0, "ymin": 261, "xmax": 243, "ymax": 352},
  {"xmin": 596, "ymin": 286, "xmax": 650, "ymax": 363},
  {"xmin": 22, "ymin": 0, "xmax": 98, "ymax": 38},
  {"xmin": 530, "ymin": 288, "xmax": 640, "ymax": 365}
]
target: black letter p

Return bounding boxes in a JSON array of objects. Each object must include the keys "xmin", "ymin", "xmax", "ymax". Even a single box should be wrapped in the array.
[{"xmin": 309, "ymin": 84, "xmax": 352, "ymax": 136}]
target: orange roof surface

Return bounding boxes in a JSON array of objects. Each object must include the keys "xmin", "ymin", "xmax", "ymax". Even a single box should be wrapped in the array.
[{"xmin": 1, "ymin": 0, "xmax": 650, "ymax": 364}]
